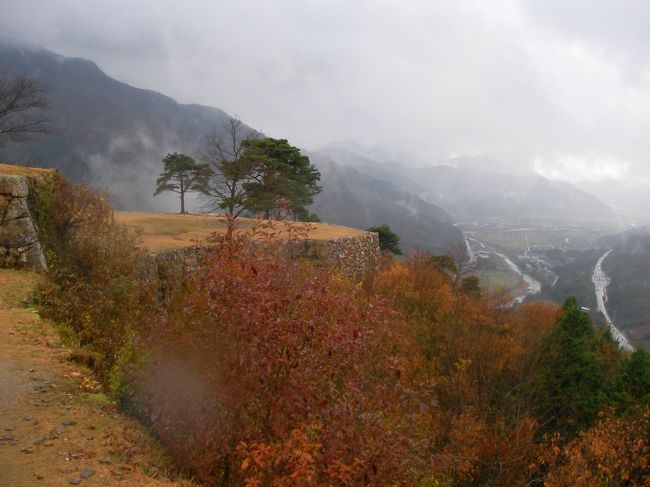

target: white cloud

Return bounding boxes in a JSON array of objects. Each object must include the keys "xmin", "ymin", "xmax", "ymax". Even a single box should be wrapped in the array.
[
  {"xmin": 1, "ymin": 0, "xmax": 650, "ymax": 190},
  {"xmin": 534, "ymin": 154, "xmax": 630, "ymax": 183}
]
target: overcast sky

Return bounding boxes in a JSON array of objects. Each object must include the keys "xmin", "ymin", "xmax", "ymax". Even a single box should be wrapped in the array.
[{"xmin": 2, "ymin": 0, "xmax": 649, "ymax": 186}]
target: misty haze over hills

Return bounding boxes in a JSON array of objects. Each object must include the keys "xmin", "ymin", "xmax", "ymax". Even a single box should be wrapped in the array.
[
  {"xmin": 0, "ymin": 40, "xmax": 465, "ymax": 252},
  {"xmin": 3, "ymin": 1, "xmax": 650, "ymax": 217},
  {"xmin": 1, "ymin": 39, "xmax": 625, "ymax": 252},
  {"xmin": 318, "ymin": 146, "xmax": 615, "ymax": 221},
  {"xmin": 0, "ymin": 39, "xmax": 234, "ymax": 211},
  {"xmin": 309, "ymin": 154, "xmax": 462, "ymax": 254}
]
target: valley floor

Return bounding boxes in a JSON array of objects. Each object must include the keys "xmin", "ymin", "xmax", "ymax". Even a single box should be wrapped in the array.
[{"xmin": 0, "ymin": 269, "xmax": 192, "ymax": 487}]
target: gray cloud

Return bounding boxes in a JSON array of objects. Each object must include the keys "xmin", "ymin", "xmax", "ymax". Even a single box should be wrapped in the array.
[{"xmin": 1, "ymin": 0, "xmax": 649, "ymax": 191}]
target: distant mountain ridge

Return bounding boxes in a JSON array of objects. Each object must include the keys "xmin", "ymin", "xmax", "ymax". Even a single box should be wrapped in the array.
[
  {"xmin": 0, "ymin": 40, "xmax": 235, "ymax": 211},
  {"xmin": 319, "ymin": 146, "xmax": 615, "ymax": 220},
  {"xmin": 309, "ymin": 153, "xmax": 463, "ymax": 254},
  {"xmin": 0, "ymin": 41, "xmax": 463, "ymax": 253}
]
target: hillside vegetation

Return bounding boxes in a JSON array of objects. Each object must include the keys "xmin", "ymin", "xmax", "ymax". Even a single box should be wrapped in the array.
[
  {"xmin": 601, "ymin": 231, "xmax": 650, "ymax": 350},
  {"xmin": 1, "ymin": 41, "xmax": 234, "ymax": 210},
  {"xmin": 26, "ymin": 173, "xmax": 650, "ymax": 486}
]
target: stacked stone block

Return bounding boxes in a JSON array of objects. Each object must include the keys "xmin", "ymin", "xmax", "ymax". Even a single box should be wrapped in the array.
[{"xmin": 0, "ymin": 175, "xmax": 46, "ymax": 270}]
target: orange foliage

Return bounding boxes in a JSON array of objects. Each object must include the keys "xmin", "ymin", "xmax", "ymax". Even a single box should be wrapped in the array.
[
  {"xmin": 543, "ymin": 408, "xmax": 650, "ymax": 487},
  {"xmin": 373, "ymin": 254, "xmax": 561, "ymax": 485},
  {"xmin": 138, "ymin": 220, "xmax": 426, "ymax": 485},
  {"xmin": 38, "ymin": 180, "xmax": 650, "ymax": 486},
  {"xmin": 50, "ymin": 217, "xmax": 624, "ymax": 486}
]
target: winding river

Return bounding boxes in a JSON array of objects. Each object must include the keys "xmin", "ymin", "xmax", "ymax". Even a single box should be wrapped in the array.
[
  {"xmin": 464, "ymin": 236, "xmax": 541, "ymax": 305},
  {"xmin": 493, "ymin": 252, "xmax": 542, "ymax": 304}
]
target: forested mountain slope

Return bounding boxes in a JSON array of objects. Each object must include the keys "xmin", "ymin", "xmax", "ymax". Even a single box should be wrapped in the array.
[
  {"xmin": 0, "ymin": 39, "xmax": 234, "ymax": 210},
  {"xmin": 310, "ymin": 153, "xmax": 463, "ymax": 254},
  {"xmin": 597, "ymin": 227, "xmax": 650, "ymax": 349},
  {"xmin": 0, "ymin": 40, "xmax": 463, "ymax": 253}
]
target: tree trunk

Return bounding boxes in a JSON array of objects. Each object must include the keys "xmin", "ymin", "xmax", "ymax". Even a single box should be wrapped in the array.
[
  {"xmin": 179, "ymin": 176, "xmax": 186, "ymax": 214},
  {"xmin": 228, "ymin": 185, "xmax": 236, "ymax": 215}
]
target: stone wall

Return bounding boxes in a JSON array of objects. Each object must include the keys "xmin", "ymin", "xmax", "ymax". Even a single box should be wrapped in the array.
[
  {"xmin": 293, "ymin": 233, "xmax": 380, "ymax": 279},
  {"xmin": 139, "ymin": 245, "xmax": 207, "ymax": 304},
  {"xmin": 142, "ymin": 233, "xmax": 380, "ymax": 303},
  {"xmin": 0, "ymin": 169, "xmax": 379, "ymax": 281},
  {"xmin": 0, "ymin": 175, "xmax": 46, "ymax": 270}
]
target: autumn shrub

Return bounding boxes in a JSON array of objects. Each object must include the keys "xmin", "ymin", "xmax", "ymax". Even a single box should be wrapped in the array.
[
  {"xmin": 372, "ymin": 255, "xmax": 562, "ymax": 485},
  {"xmin": 129, "ymin": 219, "xmax": 427, "ymax": 485},
  {"xmin": 30, "ymin": 180, "xmax": 650, "ymax": 486},
  {"xmin": 36, "ymin": 177, "xmax": 154, "ymax": 379},
  {"xmin": 543, "ymin": 407, "xmax": 650, "ymax": 486}
]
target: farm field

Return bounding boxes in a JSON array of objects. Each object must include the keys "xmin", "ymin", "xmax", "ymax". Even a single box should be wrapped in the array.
[{"xmin": 458, "ymin": 217, "xmax": 622, "ymax": 254}]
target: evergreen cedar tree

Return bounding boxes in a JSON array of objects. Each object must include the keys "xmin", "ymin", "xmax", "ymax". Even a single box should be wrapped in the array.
[
  {"xmin": 367, "ymin": 224, "xmax": 402, "ymax": 255},
  {"xmin": 531, "ymin": 296, "xmax": 650, "ymax": 438},
  {"xmin": 154, "ymin": 152, "xmax": 212, "ymax": 214},
  {"xmin": 532, "ymin": 297, "xmax": 605, "ymax": 436},
  {"xmin": 240, "ymin": 138, "xmax": 322, "ymax": 220},
  {"xmin": 0, "ymin": 71, "xmax": 51, "ymax": 146}
]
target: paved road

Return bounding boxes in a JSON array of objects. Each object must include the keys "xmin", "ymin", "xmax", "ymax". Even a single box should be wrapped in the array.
[{"xmin": 593, "ymin": 250, "xmax": 634, "ymax": 352}]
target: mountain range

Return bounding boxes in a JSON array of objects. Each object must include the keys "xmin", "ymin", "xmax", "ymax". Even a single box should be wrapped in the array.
[
  {"xmin": 0, "ymin": 38, "xmax": 232, "ymax": 211},
  {"xmin": 0, "ymin": 40, "xmax": 463, "ymax": 252},
  {"xmin": 1, "ymin": 39, "xmax": 617, "ymax": 255},
  {"xmin": 318, "ymin": 147, "xmax": 615, "ymax": 221},
  {"xmin": 309, "ymin": 153, "xmax": 462, "ymax": 254}
]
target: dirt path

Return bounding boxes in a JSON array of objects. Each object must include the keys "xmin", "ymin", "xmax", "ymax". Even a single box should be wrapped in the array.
[{"xmin": 0, "ymin": 269, "xmax": 193, "ymax": 487}]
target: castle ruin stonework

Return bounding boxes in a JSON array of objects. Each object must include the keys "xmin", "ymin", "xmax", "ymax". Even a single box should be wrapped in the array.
[{"xmin": 0, "ymin": 175, "xmax": 47, "ymax": 270}]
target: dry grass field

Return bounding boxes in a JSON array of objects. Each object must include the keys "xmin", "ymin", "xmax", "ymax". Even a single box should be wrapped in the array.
[
  {"xmin": 0, "ymin": 163, "xmax": 56, "ymax": 177},
  {"xmin": 114, "ymin": 211, "xmax": 367, "ymax": 251}
]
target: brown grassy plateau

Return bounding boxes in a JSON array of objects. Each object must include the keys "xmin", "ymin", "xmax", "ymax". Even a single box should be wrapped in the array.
[
  {"xmin": 114, "ymin": 211, "xmax": 368, "ymax": 252},
  {"xmin": 0, "ymin": 164, "xmax": 56, "ymax": 177}
]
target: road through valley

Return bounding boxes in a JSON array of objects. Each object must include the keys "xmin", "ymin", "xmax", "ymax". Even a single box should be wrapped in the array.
[{"xmin": 593, "ymin": 250, "xmax": 634, "ymax": 351}]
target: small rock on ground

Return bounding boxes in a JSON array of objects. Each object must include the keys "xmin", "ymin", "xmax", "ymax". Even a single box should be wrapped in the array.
[{"xmin": 80, "ymin": 468, "xmax": 95, "ymax": 478}]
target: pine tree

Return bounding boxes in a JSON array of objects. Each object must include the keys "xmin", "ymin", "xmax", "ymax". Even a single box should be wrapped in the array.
[
  {"xmin": 154, "ymin": 152, "xmax": 212, "ymax": 214},
  {"xmin": 532, "ymin": 297, "xmax": 605, "ymax": 436},
  {"xmin": 241, "ymin": 138, "xmax": 321, "ymax": 219},
  {"xmin": 609, "ymin": 349, "xmax": 650, "ymax": 412},
  {"xmin": 368, "ymin": 224, "xmax": 402, "ymax": 255}
]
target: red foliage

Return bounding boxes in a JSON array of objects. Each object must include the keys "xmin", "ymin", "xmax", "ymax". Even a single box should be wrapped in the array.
[
  {"xmin": 38, "ymin": 182, "xmax": 648, "ymax": 486},
  {"xmin": 139, "ymin": 219, "xmax": 425, "ymax": 485}
]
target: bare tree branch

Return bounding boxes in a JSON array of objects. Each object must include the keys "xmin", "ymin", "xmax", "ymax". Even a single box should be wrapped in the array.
[
  {"xmin": 199, "ymin": 117, "xmax": 262, "ymax": 215},
  {"xmin": 0, "ymin": 72, "xmax": 52, "ymax": 146}
]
